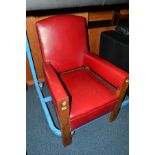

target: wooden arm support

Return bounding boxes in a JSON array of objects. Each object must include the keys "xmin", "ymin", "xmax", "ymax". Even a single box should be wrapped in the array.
[
  {"xmin": 54, "ymin": 97, "xmax": 72, "ymax": 147},
  {"xmin": 43, "ymin": 63, "xmax": 72, "ymax": 146},
  {"xmin": 109, "ymin": 77, "xmax": 129, "ymax": 122}
]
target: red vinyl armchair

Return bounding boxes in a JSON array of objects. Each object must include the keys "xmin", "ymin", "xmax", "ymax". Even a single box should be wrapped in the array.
[{"xmin": 36, "ymin": 15, "xmax": 129, "ymax": 146}]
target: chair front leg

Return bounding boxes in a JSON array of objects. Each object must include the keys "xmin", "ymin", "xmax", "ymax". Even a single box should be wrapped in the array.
[
  {"xmin": 109, "ymin": 77, "xmax": 129, "ymax": 122},
  {"xmin": 56, "ymin": 98, "xmax": 72, "ymax": 146}
]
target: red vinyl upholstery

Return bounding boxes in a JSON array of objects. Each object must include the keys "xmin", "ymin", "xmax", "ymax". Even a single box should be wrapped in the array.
[
  {"xmin": 43, "ymin": 63, "xmax": 68, "ymax": 105},
  {"xmin": 36, "ymin": 15, "xmax": 88, "ymax": 73},
  {"xmin": 60, "ymin": 69, "xmax": 117, "ymax": 130},
  {"xmin": 84, "ymin": 54, "xmax": 128, "ymax": 88},
  {"xmin": 36, "ymin": 15, "xmax": 128, "ymax": 131}
]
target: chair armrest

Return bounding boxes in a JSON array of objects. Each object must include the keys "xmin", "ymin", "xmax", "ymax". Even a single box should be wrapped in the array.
[
  {"xmin": 84, "ymin": 53, "xmax": 128, "ymax": 88},
  {"xmin": 43, "ymin": 63, "xmax": 69, "ymax": 103},
  {"xmin": 43, "ymin": 63, "xmax": 72, "ymax": 145}
]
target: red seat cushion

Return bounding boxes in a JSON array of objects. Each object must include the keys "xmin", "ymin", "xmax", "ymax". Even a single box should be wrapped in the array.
[{"xmin": 60, "ymin": 69, "xmax": 118, "ymax": 130}]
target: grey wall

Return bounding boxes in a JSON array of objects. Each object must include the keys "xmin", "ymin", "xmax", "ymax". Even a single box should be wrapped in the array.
[{"xmin": 26, "ymin": 0, "xmax": 128, "ymax": 11}]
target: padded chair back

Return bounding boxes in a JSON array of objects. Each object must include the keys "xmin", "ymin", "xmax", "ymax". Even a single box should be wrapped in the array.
[{"xmin": 36, "ymin": 15, "xmax": 88, "ymax": 73}]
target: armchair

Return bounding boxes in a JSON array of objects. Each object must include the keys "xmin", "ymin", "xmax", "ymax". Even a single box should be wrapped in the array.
[{"xmin": 36, "ymin": 15, "xmax": 129, "ymax": 146}]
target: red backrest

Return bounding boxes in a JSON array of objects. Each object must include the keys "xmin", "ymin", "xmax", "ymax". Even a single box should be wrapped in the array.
[{"xmin": 36, "ymin": 15, "xmax": 88, "ymax": 73}]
